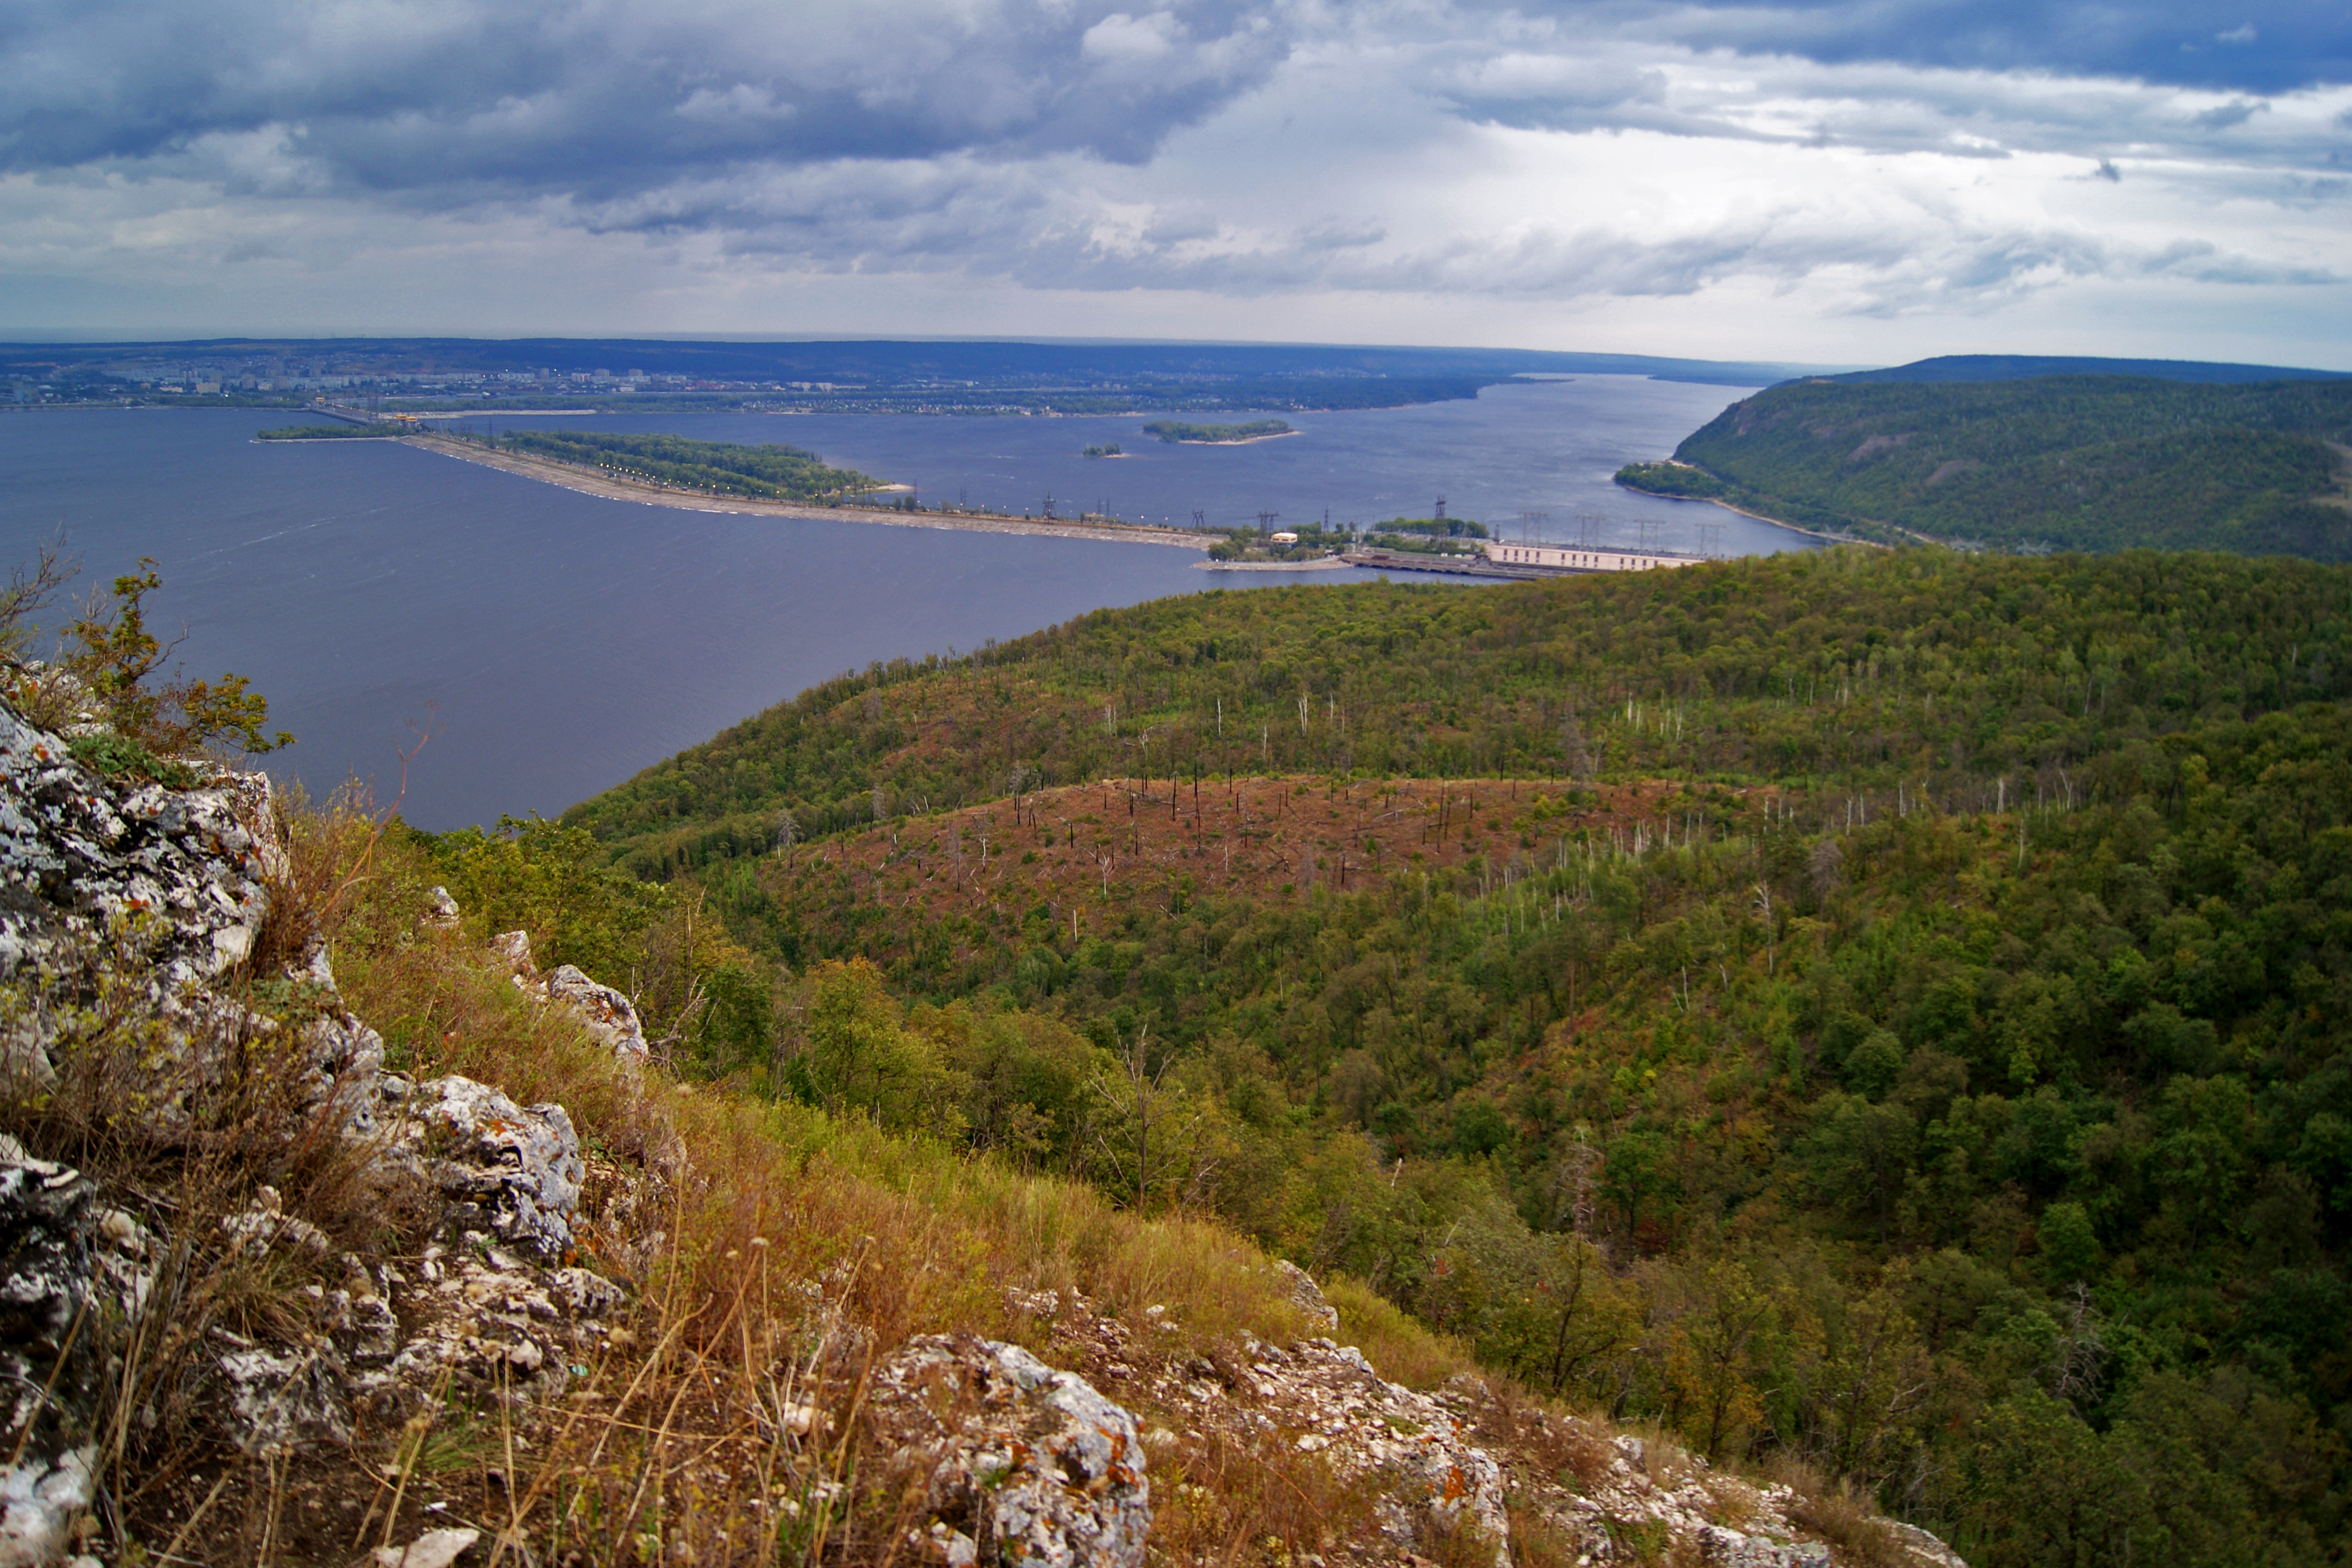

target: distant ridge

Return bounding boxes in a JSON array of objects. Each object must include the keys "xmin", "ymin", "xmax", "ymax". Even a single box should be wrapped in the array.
[
  {"xmin": 0, "ymin": 336, "xmax": 1830, "ymax": 389},
  {"xmin": 1826, "ymin": 353, "xmax": 2352, "ymax": 387}
]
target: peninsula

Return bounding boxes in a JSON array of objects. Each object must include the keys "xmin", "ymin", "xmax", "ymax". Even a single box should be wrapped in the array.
[{"xmin": 387, "ymin": 426, "xmax": 1221, "ymax": 549}]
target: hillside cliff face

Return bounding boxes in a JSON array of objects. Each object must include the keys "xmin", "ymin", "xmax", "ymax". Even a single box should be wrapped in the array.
[{"xmin": 0, "ymin": 694, "xmax": 1962, "ymax": 1566}]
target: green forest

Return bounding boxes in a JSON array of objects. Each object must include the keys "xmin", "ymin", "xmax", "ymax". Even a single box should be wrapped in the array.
[
  {"xmin": 1142, "ymin": 418, "xmax": 1293, "ymax": 443},
  {"xmin": 497, "ymin": 428, "xmax": 877, "ymax": 502},
  {"xmin": 254, "ymin": 423, "xmax": 401, "ymax": 439},
  {"xmin": 1363, "ymin": 515, "xmax": 1492, "ymax": 554},
  {"xmin": 1616, "ymin": 375, "xmax": 2352, "ymax": 559},
  {"xmin": 459, "ymin": 549, "xmax": 2352, "ymax": 1566}
]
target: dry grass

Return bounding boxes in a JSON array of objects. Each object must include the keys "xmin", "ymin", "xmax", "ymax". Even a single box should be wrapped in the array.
[
  {"xmin": 1, "ymin": 779, "xmax": 1927, "ymax": 1565},
  {"xmin": 1449, "ymin": 1381, "xmax": 1617, "ymax": 1496},
  {"xmin": 284, "ymin": 793, "xmax": 1424, "ymax": 1564},
  {"xmin": 1764, "ymin": 1454, "xmax": 1910, "ymax": 1568},
  {"xmin": 1146, "ymin": 1425, "xmax": 1386, "ymax": 1568},
  {"xmin": 1317, "ymin": 1276, "xmax": 1478, "ymax": 1390}
]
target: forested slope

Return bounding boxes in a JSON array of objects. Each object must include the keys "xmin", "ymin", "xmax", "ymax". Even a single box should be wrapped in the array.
[
  {"xmin": 532, "ymin": 551, "xmax": 2352, "ymax": 1566},
  {"xmin": 1615, "ymin": 375, "xmax": 2352, "ymax": 557}
]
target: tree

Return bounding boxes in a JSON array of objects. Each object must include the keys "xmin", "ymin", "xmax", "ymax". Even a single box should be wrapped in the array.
[
  {"xmin": 44, "ymin": 557, "xmax": 292, "ymax": 756},
  {"xmin": 1088, "ymin": 1025, "xmax": 1213, "ymax": 1212},
  {"xmin": 1664, "ymin": 1260, "xmax": 1771, "ymax": 1461},
  {"xmin": 1789, "ymin": 1284, "xmax": 1930, "ymax": 1479},
  {"xmin": 787, "ymin": 959, "xmax": 962, "ymax": 1136}
]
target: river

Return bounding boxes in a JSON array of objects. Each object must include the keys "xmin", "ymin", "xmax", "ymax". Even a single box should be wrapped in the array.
[{"xmin": 0, "ymin": 375, "xmax": 1800, "ymax": 828}]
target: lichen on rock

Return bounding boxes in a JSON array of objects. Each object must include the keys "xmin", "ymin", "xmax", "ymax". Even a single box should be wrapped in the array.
[
  {"xmin": 869, "ymin": 1333, "xmax": 1152, "ymax": 1568},
  {"xmin": 490, "ymin": 930, "xmax": 650, "ymax": 1060},
  {"xmin": 0, "ymin": 1157, "xmax": 99, "ymax": 1568},
  {"xmin": 391, "ymin": 1074, "xmax": 585, "ymax": 1260}
]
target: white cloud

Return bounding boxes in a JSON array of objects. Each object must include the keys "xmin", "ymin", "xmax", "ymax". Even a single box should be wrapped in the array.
[
  {"xmin": 0, "ymin": 0, "xmax": 2346, "ymax": 365},
  {"xmin": 1082, "ymin": 11, "xmax": 1183, "ymax": 62}
]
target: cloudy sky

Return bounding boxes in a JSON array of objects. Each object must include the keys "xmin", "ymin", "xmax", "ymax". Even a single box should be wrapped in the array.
[{"xmin": 4, "ymin": 0, "xmax": 2348, "ymax": 364}]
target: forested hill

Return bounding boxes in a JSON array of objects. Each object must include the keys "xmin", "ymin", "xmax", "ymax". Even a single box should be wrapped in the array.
[
  {"xmin": 566, "ymin": 549, "xmax": 2349, "ymax": 879},
  {"xmin": 1615, "ymin": 375, "xmax": 2352, "ymax": 558},
  {"xmin": 535, "ymin": 549, "xmax": 2352, "ymax": 1565},
  {"xmin": 535, "ymin": 551, "xmax": 2352, "ymax": 1564}
]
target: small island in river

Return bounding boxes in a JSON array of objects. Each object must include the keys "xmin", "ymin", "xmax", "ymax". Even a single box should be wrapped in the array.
[{"xmin": 1141, "ymin": 418, "xmax": 1293, "ymax": 444}]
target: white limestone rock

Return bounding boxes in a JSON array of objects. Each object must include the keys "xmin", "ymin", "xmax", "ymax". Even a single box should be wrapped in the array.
[
  {"xmin": 490, "ymin": 931, "xmax": 649, "ymax": 1061},
  {"xmin": 1275, "ymin": 1259, "xmax": 1340, "ymax": 1331},
  {"xmin": 0, "ymin": 1159, "xmax": 99, "ymax": 1567},
  {"xmin": 395, "ymin": 1076, "xmax": 584, "ymax": 1260},
  {"xmin": 374, "ymin": 1527, "xmax": 481, "ymax": 1568},
  {"xmin": 215, "ymin": 1336, "xmax": 353, "ymax": 1454},
  {"xmin": 871, "ymin": 1334, "xmax": 1150, "ymax": 1568},
  {"xmin": 542, "ymin": 964, "xmax": 650, "ymax": 1061},
  {"xmin": 0, "ymin": 703, "xmax": 277, "ymax": 1000}
]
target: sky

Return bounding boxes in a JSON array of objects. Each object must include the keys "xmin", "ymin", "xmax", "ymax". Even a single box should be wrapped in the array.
[{"xmin": 3, "ymin": 0, "xmax": 2348, "ymax": 366}]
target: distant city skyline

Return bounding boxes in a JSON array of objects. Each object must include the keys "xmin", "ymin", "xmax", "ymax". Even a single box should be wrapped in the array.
[{"xmin": 3, "ymin": 0, "xmax": 2346, "ymax": 367}]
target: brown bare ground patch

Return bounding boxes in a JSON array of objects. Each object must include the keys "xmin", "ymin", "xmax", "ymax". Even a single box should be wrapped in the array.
[{"xmin": 761, "ymin": 775, "xmax": 1705, "ymax": 959}]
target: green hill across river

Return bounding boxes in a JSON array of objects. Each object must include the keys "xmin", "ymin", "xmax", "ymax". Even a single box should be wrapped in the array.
[{"xmin": 1617, "ymin": 374, "xmax": 2352, "ymax": 559}]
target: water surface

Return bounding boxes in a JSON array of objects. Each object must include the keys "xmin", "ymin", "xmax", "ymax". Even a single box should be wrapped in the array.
[{"xmin": 0, "ymin": 377, "xmax": 1796, "ymax": 828}]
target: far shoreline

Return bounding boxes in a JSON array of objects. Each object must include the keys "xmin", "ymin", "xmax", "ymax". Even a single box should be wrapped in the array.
[{"xmin": 1614, "ymin": 479, "xmax": 1872, "ymax": 548}]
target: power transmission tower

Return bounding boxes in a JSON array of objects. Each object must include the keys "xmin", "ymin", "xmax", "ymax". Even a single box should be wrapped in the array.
[
  {"xmin": 1433, "ymin": 495, "xmax": 1447, "ymax": 521},
  {"xmin": 1696, "ymin": 520, "xmax": 1724, "ymax": 559},
  {"xmin": 1042, "ymin": 492, "xmax": 1055, "ymax": 521},
  {"xmin": 1638, "ymin": 518, "xmax": 1664, "ymax": 554}
]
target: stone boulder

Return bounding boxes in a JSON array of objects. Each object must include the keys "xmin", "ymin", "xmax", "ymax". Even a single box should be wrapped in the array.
[
  {"xmin": 869, "ymin": 1334, "xmax": 1150, "ymax": 1568},
  {"xmin": 542, "ymin": 965, "xmax": 650, "ymax": 1062},
  {"xmin": 0, "ymin": 703, "xmax": 279, "ymax": 1075},
  {"xmin": 1275, "ymin": 1259, "xmax": 1339, "ymax": 1331},
  {"xmin": 0, "ymin": 1159, "xmax": 99, "ymax": 1568},
  {"xmin": 392, "ymin": 1075, "xmax": 585, "ymax": 1260},
  {"xmin": 490, "ymin": 931, "xmax": 650, "ymax": 1061}
]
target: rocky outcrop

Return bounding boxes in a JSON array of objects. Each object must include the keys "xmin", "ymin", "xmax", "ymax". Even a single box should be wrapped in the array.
[
  {"xmin": 1274, "ymin": 1259, "xmax": 1339, "ymax": 1331},
  {"xmin": 1228, "ymin": 1336, "xmax": 1510, "ymax": 1561},
  {"xmin": 1007, "ymin": 1274, "xmax": 1967, "ymax": 1568},
  {"xmin": 0, "ymin": 1158, "xmax": 99, "ymax": 1568},
  {"xmin": 0, "ymin": 698, "xmax": 632, "ymax": 1559},
  {"xmin": 0, "ymin": 702, "xmax": 280, "ymax": 1095},
  {"xmin": 490, "ymin": 930, "xmax": 650, "ymax": 1061},
  {"xmin": 0, "ymin": 700, "xmax": 387, "ymax": 1145},
  {"xmin": 0, "ymin": 704, "xmax": 278, "ymax": 999},
  {"xmin": 870, "ymin": 1335, "xmax": 1150, "ymax": 1568},
  {"xmin": 392, "ymin": 1074, "xmax": 585, "ymax": 1260}
]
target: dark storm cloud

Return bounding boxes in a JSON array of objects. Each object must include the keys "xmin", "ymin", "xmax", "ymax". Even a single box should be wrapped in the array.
[
  {"xmin": 5, "ymin": 0, "xmax": 2343, "ymax": 209},
  {"xmin": 0, "ymin": 0, "xmax": 1290, "ymax": 195},
  {"xmin": 1, "ymin": 0, "xmax": 2343, "ymax": 342}
]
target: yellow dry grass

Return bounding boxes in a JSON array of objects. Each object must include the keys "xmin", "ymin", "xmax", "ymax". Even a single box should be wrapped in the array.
[{"xmin": 301, "ymin": 794, "xmax": 1430, "ymax": 1564}]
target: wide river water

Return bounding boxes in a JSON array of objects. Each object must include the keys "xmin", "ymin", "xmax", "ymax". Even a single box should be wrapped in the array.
[{"xmin": 0, "ymin": 375, "xmax": 1803, "ymax": 828}]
